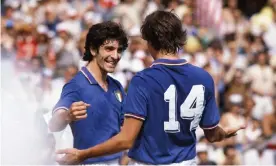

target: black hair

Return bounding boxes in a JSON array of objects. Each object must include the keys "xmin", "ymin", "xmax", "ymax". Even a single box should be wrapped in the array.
[
  {"xmin": 83, "ymin": 21, "xmax": 128, "ymax": 61},
  {"xmin": 209, "ymin": 39, "xmax": 223, "ymax": 51},
  {"xmin": 223, "ymin": 145, "xmax": 235, "ymax": 156},
  {"xmin": 141, "ymin": 10, "xmax": 186, "ymax": 54},
  {"xmin": 254, "ymin": 49, "xmax": 269, "ymax": 65},
  {"xmin": 224, "ymin": 33, "xmax": 236, "ymax": 43}
]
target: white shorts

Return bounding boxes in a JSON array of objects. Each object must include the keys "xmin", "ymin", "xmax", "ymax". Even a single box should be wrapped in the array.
[
  {"xmin": 84, "ymin": 158, "xmax": 120, "ymax": 165},
  {"xmin": 129, "ymin": 158, "xmax": 197, "ymax": 166}
]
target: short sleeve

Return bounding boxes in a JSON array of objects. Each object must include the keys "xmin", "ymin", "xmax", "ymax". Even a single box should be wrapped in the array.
[
  {"xmin": 199, "ymin": 76, "xmax": 220, "ymax": 129},
  {"xmin": 52, "ymin": 82, "xmax": 81, "ymax": 114},
  {"xmin": 123, "ymin": 76, "xmax": 148, "ymax": 121}
]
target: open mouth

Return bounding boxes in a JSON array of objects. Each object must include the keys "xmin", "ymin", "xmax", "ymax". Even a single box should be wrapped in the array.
[{"xmin": 105, "ymin": 59, "xmax": 117, "ymax": 68}]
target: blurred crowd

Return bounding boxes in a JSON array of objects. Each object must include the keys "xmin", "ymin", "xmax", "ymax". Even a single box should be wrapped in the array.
[{"xmin": 1, "ymin": 0, "xmax": 276, "ymax": 165}]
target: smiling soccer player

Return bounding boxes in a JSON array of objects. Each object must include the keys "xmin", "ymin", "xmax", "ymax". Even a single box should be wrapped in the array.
[{"xmin": 49, "ymin": 21, "xmax": 128, "ymax": 165}]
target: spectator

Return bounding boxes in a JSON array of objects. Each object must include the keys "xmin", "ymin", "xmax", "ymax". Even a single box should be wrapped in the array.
[
  {"xmin": 52, "ymin": 22, "xmax": 80, "ymax": 77},
  {"xmin": 196, "ymin": 143, "xmax": 217, "ymax": 165},
  {"xmin": 262, "ymin": 96, "xmax": 276, "ymax": 138},
  {"xmin": 224, "ymin": 67, "xmax": 248, "ymax": 110},
  {"xmin": 245, "ymin": 50, "xmax": 274, "ymax": 120},
  {"xmin": 222, "ymin": 145, "xmax": 241, "ymax": 165},
  {"xmin": 220, "ymin": 94, "xmax": 246, "ymax": 146},
  {"xmin": 243, "ymin": 96, "xmax": 262, "ymax": 143}
]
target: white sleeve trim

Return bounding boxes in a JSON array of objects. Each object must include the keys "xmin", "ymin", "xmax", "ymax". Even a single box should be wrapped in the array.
[
  {"xmin": 201, "ymin": 123, "xmax": 219, "ymax": 130},
  {"xmin": 52, "ymin": 106, "xmax": 69, "ymax": 115},
  {"xmin": 125, "ymin": 113, "xmax": 145, "ymax": 121}
]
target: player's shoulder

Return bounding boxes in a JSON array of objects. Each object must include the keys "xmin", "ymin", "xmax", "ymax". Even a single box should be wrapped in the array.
[
  {"xmin": 134, "ymin": 65, "xmax": 163, "ymax": 78},
  {"xmin": 189, "ymin": 64, "xmax": 215, "ymax": 90},
  {"xmin": 126, "ymin": 69, "xmax": 153, "ymax": 89}
]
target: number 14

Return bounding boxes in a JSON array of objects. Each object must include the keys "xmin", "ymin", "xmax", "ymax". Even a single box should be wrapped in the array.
[{"xmin": 164, "ymin": 84, "xmax": 205, "ymax": 133}]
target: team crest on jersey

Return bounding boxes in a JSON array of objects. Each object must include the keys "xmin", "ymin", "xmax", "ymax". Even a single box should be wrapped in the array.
[{"xmin": 114, "ymin": 90, "xmax": 123, "ymax": 102}]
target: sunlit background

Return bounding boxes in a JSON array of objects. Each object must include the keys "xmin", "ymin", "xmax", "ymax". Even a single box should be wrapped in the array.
[{"xmin": 1, "ymin": 0, "xmax": 276, "ymax": 165}]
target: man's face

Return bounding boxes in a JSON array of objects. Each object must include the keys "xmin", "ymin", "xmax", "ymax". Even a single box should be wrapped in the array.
[
  {"xmin": 231, "ymin": 104, "xmax": 242, "ymax": 114},
  {"xmin": 226, "ymin": 148, "xmax": 236, "ymax": 159},
  {"xmin": 197, "ymin": 152, "xmax": 208, "ymax": 162},
  {"xmin": 245, "ymin": 98, "xmax": 255, "ymax": 111},
  {"xmin": 93, "ymin": 40, "xmax": 122, "ymax": 73},
  {"xmin": 257, "ymin": 53, "xmax": 266, "ymax": 65}
]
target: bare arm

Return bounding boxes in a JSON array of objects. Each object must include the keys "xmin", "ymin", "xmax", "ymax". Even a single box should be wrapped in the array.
[
  {"xmin": 80, "ymin": 117, "xmax": 142, "ymax": 159},
  {"xmin": 56, "ymin": 117, "xmax": 143, "ymax": 165},
  {"xmin": 49, "ymin": 109, "xmax": 71, "ymax": 132},
  {"xmin": 204, "ymin": 126, "xmax": 227, "ymax": 142},
  {"xmin": 203, "ymin": 125, "xmax": 245, "ymax": 143},
  {"xmin": 49, "ymin": 102, "xmax": 89, "ymax": 132}
]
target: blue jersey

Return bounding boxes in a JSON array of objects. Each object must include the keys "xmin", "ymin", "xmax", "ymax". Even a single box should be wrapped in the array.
[
  {"xmin": 123, "ymin": 59, "xmax": 220, "ymax": 164},
  {"xmin": 53, "ymin": 67, "xmax": 125, "ymax": 164}
]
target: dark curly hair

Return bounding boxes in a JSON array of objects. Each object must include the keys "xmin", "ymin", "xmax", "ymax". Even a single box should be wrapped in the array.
[
  {"xmin": 141, "ymin": 10, "xmax": 186, "ymax": 54},
  {"xmin": 83, "ymin": 21, "xmax": 128, "ymax": 61}
]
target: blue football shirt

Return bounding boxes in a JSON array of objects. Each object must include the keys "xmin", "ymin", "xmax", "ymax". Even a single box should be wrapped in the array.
[
  {"xmin": 123, "ymin": 59, "xmax": 220, "ymax": 164},
  {"xmin": 53, "ymin": 67, "xmax": 125, "ymax": 164}
]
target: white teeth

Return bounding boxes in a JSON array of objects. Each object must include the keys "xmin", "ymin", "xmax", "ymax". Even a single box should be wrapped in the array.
[
  {"xmin": 106, "ymin": 61, "xmax": 115, "ymax": 66},
  {"xmin": 107, "ymin": 61, "xmax": 115, "ymax": 64}
]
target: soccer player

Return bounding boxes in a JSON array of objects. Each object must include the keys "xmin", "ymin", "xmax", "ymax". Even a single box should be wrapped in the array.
[
  {"xmin": 49, "ymin": 21, "xmax": 128, "ymax": 165},
  {"xmin": 56, "ymin": 11, "xmax": 245, "ymax": 165}
]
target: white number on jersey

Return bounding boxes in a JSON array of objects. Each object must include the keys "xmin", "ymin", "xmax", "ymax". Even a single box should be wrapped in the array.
[{"xmin": 164, "ymin": 84, "xmax": 205, "ymax": 133}]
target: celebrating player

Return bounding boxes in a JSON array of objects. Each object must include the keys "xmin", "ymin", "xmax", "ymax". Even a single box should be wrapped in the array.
[
  {"xmin": 56, "ymin": 11, "xmax": 245, "ymax": 165},
  {"xmin": 49, "ymin": 21, "xmax": 128, "ymax": 165}
]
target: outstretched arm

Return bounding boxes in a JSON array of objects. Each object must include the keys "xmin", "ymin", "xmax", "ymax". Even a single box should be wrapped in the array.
[
  {"xmin": 80, "ymin": 117, "xmax": 142, "ymax": 158},
  {"xmin": 56, "ymin": 117, "xmax": 143, "ymax": 165},
  {"xmin": 203, "ymin": 125, "xmax": 245, "ymax": 143}
]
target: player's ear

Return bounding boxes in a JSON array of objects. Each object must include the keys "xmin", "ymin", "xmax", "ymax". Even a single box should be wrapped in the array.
[{"xmin": 90, "ymin": 48, "xmax": 97, "ymax": 57}]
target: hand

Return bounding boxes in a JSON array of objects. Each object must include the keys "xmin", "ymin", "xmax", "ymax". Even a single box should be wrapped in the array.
[
  {"xmin": 224, "ymin": 125, "xmax": 246, "ymax": 138},
  {"xmin": 68, "ymin": 101, "xmax": 90, "ymax": 122},
  {"xmin": 56, "ymin": 148, "xmax": 83, "ymax": 165}
]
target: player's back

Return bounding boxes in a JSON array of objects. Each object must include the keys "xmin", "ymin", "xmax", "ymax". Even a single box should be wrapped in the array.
[{"xmin": 125, "ymin": 59, "xmax": 219, "ymax": 164}]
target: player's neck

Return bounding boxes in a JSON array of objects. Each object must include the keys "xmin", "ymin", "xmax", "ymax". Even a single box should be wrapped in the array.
[
  {"xmin": 86, "ymin": 61, "xmax": 108, "ymax": 83},
  {"xmin": 154, "ymin": 51, "xmax": 179, "ymax": 60}
]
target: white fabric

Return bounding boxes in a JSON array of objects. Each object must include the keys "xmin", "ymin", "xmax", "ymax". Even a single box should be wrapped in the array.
[
  {"xmin": 85, "ymin": 158, "xmax": 120, "ymax": 165},
  {"xmin": 129, "ymin": 158, "xmax": 197, "ymax": 166},
  {"xmin": 252, "ymin": 95, "xmax": 274, "ymax": 120},
  {"xmin": 245, "ymin": 65, "xmax": 275, "ymax": 95},
  {"xmin": 243, "ymin": 149, "xmax": 275, "ymax": 165}
]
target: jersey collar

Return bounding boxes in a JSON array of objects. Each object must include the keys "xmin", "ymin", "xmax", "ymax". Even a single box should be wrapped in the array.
[
  {"xmin": 80, "ymin": 66, "xmax": 98, "ymax": 84},
  {"xmin": 151, "ymin": 58, "xmax": 188, "ymax": 67}
]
